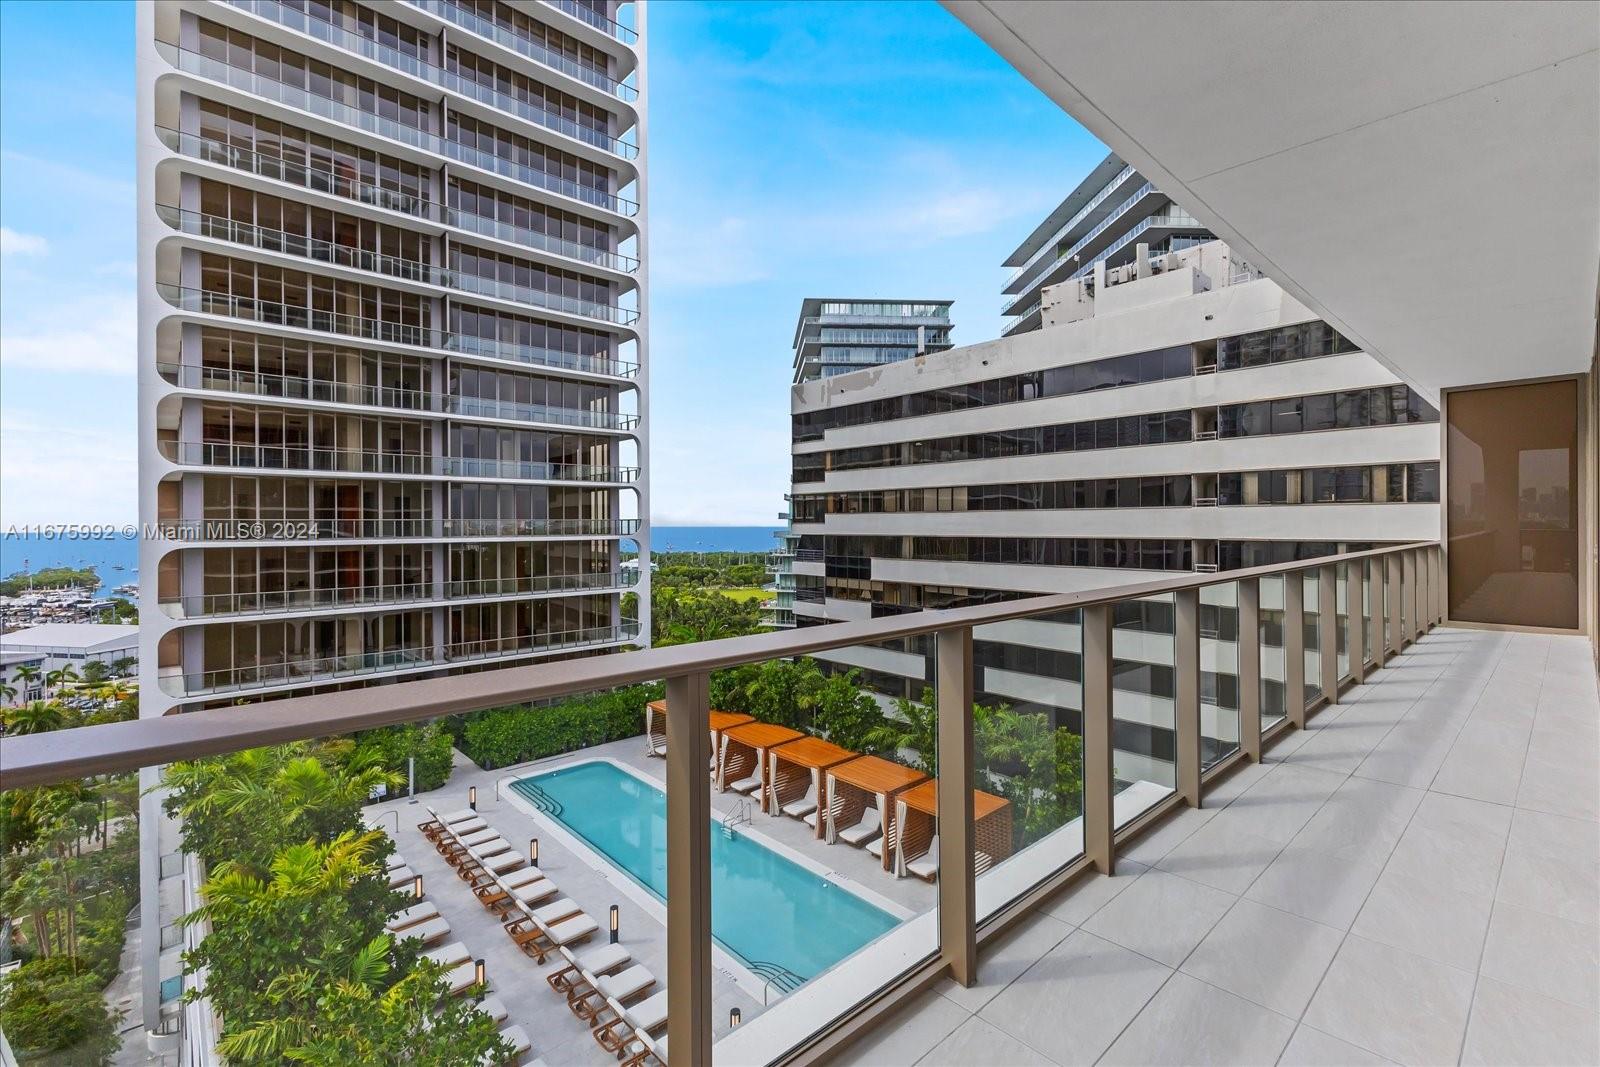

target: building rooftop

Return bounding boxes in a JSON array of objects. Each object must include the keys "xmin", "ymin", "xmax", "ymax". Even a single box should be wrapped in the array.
[
  {"xmin": 1002, "ymin": 151, "xmax": 1129, "ymax": 266},
  {"xmin": 0, "ymin": 623, "xmax": 139, "ymax": 650}
]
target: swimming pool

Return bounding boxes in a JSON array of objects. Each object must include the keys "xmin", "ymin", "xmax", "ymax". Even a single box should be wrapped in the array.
[{"xmin": 513, "ymin": 760, "xmax": 900, "ymax": 985}]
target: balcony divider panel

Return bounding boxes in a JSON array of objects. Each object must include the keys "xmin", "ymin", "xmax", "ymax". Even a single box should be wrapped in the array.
[
  {"xmin": 1081, "ymin": 603, "xmax": 1115, "ymax": 874},
  {"xmin": 1173, "ymin": 588, "xmax": 1202, "ymax": 807},
  {"xmin": 935, "ymin": 627, "xmax": 975, "ymax": 986}
]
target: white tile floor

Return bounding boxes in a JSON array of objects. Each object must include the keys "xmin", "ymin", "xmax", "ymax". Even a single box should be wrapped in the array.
[{"xmin": 837, "ymin": 628, "xmax": 1600, "ymax": 1067}]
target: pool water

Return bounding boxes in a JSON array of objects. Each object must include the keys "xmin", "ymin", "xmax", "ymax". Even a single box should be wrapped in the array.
[{"xmin": 514, "ymin": 760, "xmax": 900, "ymax": 984}]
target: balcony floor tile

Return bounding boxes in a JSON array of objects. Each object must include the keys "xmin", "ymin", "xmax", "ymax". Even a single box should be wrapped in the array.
[{"xmin": 1098, "ymin": 972, "xmax": 1295, "ymax": 1066}]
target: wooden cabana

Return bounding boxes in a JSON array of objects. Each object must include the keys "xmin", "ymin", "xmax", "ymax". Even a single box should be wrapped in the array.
[
  {"xmin": 824, "ymin": 757, "xmax": 929, "ymax": 869},
  {"xmin": 892, "ymin": 779, "xmax": 1013, "ymax": 880},
  {"xmin": 716, "ymin": 721, "xmax": 804, "ymax": 806},
  {"xmin": 643, "ymin": 699, "xmax": 752, "ymax": 762},
  {"xmin": 764, "ymin": 737, "xmax": 860, "ymax": 836}
]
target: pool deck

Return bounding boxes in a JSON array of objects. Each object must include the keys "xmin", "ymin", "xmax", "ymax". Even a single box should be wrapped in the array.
[{"xmin": 363, "ymin": 733, "xmax": 935, "ymax": 1066}]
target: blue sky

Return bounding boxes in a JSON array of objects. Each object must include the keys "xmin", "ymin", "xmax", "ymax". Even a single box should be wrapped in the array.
[{"xmin": 0, "ymin": 0, "xmax": 1102, "ymax": 526}]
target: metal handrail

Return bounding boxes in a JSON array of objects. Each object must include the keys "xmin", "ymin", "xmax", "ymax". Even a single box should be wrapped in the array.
[
  {"xmin": 145, "ymin": 517, "xmax": 640, "ymax": 541},
  {"xmin": 161, "ymin": 439, "xmax": 637, "ymax": 484},
  {"xmin": 406, "ymin": 0, "xmax": 637, "ymax": 100},
  {"xmin": 156, "ymin": 204, "xmax": 640, "ymax": 326},
  {"xmin": 157, "ymin": 361, "xmax": 432, "ymax": 412},
  {"xmin": 4, "ymin": 540, "xmax": 1440, "ymax": 787},
  {"xmin": 1002, "ymin": 181, "xmax": 1156, "ymax": 314},
  {"xmin": 160, "ymin": 570, "xmax": 637, "ymax": 618},
  {"xmin": 540, "ymin": 0, "xmax": 639, "ymax": 45},
  {"xmin": 1003, "ymin": 163, "xmax": 1139, "ymax": 291},
  {"xmin": 155, "ymin": 41, "xmax": 639, "ymax": 216}
]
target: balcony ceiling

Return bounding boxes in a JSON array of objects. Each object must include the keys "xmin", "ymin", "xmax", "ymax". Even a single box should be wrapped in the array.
[{"xmin": 946, "ymin": 1, "xmax": 1600, "ymax": 397}]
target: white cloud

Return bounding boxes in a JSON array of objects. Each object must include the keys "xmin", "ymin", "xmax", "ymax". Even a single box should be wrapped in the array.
[
  {"xmin": 0, "ymin": 411, "xmax": 137, "ymax": 525},
  {"xmin": 1, "ymin": 293, "xmax": 136, "ymax": 375},
  {"xmin": 0, "ymin": 228, "xmax": 49, "ymax": 256}
]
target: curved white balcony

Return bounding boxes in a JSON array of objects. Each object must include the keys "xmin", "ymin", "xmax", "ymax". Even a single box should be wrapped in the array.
[
  {"xmin": 146, "ymin": 517, "xmax": 641, "ymax": 543},
  {"xmin": 439, "ymin": 456, "xmax": 639, "ymax": 483},
  {"xmin": 539, "ymin": 0, "xmax": 638, "ymax": 47},
  {"xmin": 160, "ymin": 439, "xmax": 638, "ymax": 485}
]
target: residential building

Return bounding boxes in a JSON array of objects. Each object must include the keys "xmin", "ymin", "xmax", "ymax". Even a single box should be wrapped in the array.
[
  {"xmin": 1001, "ymin": 152, "xmax": 1212, "ymax": 337},
  {"xmin": 792, "ymin": 298, "xmax": 954, "ymax": 384},
  {"xmin": 1, "ymin": 652, "xmax": 48, "ymax": 702},
  {"xmin": 789, "ymin": 235, "xmax": 1439, "ymax": 784},
  {"xmin": 134, "ymin": 0, "xmax": 649, "ymax": 1027},
  {"xmin": 761, "ymin": 496, "xmax": 798, "ymax": 628},
  {"xmin": 0, "ymin": 623, "xmax": 140, "ymax": 674}
]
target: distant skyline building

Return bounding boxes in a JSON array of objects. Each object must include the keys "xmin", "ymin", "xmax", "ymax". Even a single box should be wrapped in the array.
[
  {"xmin": 1000, "ymin": 152, "xmax": 1213, "ymax": 337},
  {"xmin": 135, "ymin": 0, "xmax": 648, "ymax": 1028},
  {"xmin": 791, "ymin": 298, "xmax": 954, "ymax": 384}
]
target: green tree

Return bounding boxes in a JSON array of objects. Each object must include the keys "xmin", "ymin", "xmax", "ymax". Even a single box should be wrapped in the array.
[
  {"xmin": 44, "ymin": 666, "xmax": 78, "ymax": 691},
  {"xmin": 811, "ymin": 667, "xmax": 889, "ymax": 753},
  {"xmin": 5, "ymin": 701, "xmax": 66, "ymax": 736},
  {"xmin": 79, "ymin": 661, "xmax": 109, "ymax": 685},
  {"xmin": 0, "ymin": 956, "xmax": 122, "ymax": 1064},
  {"xmin": 184, "ymin": 831, "xmax": 415, "ymax": 1064},
  {"xmin": 108, "ymin": 657, "xmax": 136, "ymax": 679},
  {"xmin": 13, "ymin": 664, "xmax": 41, "ymax": 691},
  {"xmin": 0, "ymin": 681, "xmax": 15, "ymax": 705}
]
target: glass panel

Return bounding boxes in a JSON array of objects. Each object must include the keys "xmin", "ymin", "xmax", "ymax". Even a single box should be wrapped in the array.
[
  {"xmin": 1259, "ymin": 575, "xmax": 1288, "ymax": 729},
  {"xmin": 1200, "ymin": 582, "xmax": 1241, "ymax": 768},
  {"xmin": 1336, "ymin": 564, "xmax": 1351, "ymax": 680},
  {"xmin": 1446, "ymin": 380, "xmax": 1580, "ymax": 629},
  {"xmin": 973, "ymin": 608, "xmax": 1085, "ymax": 919},
  {"xmin": 1362, "ymin": 559, "xmax": 1375, "ymax": 664},
  {"xmin": 1111, "ymin": 594, "xmax": 1176, "ymax": 827},
  {"xmin": 1303, "ymin": 570, "xmax": 1322, "ymax": 709}
]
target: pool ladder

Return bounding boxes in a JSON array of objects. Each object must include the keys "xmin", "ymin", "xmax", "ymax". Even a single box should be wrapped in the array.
[{"xmin": 721, "ymin": 798, "xmax": 752, "ymax": 835}]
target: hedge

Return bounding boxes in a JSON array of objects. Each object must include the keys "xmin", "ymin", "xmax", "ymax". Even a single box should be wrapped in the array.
[
  {"xmin": 454, "ymin": 684, "xmax": 662, "ymax": 769},
  {"xmin": 350, "ymin": 722, "xmax": 455, "ymax": 794}
]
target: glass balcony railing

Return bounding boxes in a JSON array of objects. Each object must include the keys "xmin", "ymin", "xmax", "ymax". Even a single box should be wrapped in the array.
[
  {"xmin": 405, "ymin": 0, "xmax": 638, "ymax": 101},
  {"xmin": 444, "ymin": 206, "xmax": 638, "ymax": 274},
  {"xmin": 160, "ymin": 440, "xmax": 637, "ymax": 484},
  {"xmin": 161, "ymin": 570, "xmax": 637, "ymax": 619},
  {"xmin": 155, "ymin": 41, "xmax": 639, "ymax": 216},
  {"xmin": 7, "ymin": 543, "xmax": 1451, "ymax": 1067},
  {"xmin": 1003, "ymin": 163, "xmax": 1138, "ymax": 292},
  {"xmin": 145, "ymin": 517, "xmax": 641, "ymax": 541},
  {"xmin": 229, "ymin": 0, "xmax": 638, "ymax": 119},
  {"xmin": 444, "ymin": 395, "xmax": 639, "ymax": 432},
  {"xmin": 1001, "ymin": 181, "xmax": 1156, "ymax": 314},
  {"xmin": 157, "ymin": 360, "xmax": 433, "ymax": 412},
  {"xmin": 157, "ymin": 204, "xmax": 640, "ymax": 327},
  {"xmin": 155, "ymin": 284, "xmax": 639, "ymax": 378},
  {"xmin": 439, "ymin": 456, "xmax": 639, "ymax": 483},
  {"xmin": 540, "ymin": 0, "xmax": 639, "ymax": 45}
]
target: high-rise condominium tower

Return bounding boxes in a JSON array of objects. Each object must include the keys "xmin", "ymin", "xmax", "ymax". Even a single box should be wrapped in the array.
[
  {"xmin": 791, "ymin": 298, "xmax": 954, "ymax": 383},
  {"xmin": 135, "ymin": 0, "xmax": 647, "ymax": 1024},
  {"xmin": 787, "ymin": 154, "xmax": 1438, "ymax": 790}
]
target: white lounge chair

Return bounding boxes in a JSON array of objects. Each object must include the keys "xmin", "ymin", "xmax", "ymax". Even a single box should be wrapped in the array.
[
  {"xmin": 441, "ymin": 808, "xmax": 478, "ymax": 825},
  {"xmin": 444, "ymin": 959, "xmax": 481, "ymax": 996},
  {"xmin": 727, "ymin": 762, "xmax": 764, "ymax": 795},
  {"xmin": 572, "ymin": 965, "xmax": 655, "ymax": 1023},
  {"xmin": 500, "ymin": 867, "xmax": 546, "ymax": 891},
  {"xmin": 394, "ymin": 915, "xmax": 451, "ymax": 946},
  {"xmin": 445, "ymin": 816, "xmax": 488, "ymax": 837},
  {"xmin": 480, "ymin": 851, "xmax": 525, "ymax": 875},
  {"xmin": 388, "ymin": 901, "xmax": 438, "ymax": 931},
  {"xmin": 596, "ymin": 990, "xmax": 668, "ymax": 1056},
  {"xmin": 474, "ymin": 996, "xmax": 509, "ymax": 1025},
  {"xmin": 459, "ymin": 827, "xmax": 500, "ymax": 847},
  {"xmin": 423, "ymin": 941, "xmax": 471, "ymax": 968},
  {"xmin": 487, "ymin": 1023, "xmax": 531, "ymax": 1065},
  {"xmin": 623, "ymin": 990, "xmax": 668, "ymax": 1034},
  {"xmin": 803, "ymin": 809, "xmax": 820, "ymax": 828},
  {"xmin": 866, "ymin": 835, "xmax": 885, "ymax": 859},
  {"xmin": 838, "ymin": 805, "xmax": 882, "ymax": 847},
  {"xmin": 468, "ymin": 838, "xmax": 513, "ymax": 861},
  {"xmin": 782, "ymin": 779, "xmax": 819, "ymax": 819},
  {"xmin": 541, "ymin": 913, "xmax": 599, "ymax": 950},
  {"xmin": 531, "ymin": 897, "xmax": 582, "ymax": 925},
  {"xmin": 511, "ymin": 878, "xmax": 559, "ymax": 907},
  {"xmin": 906, "ymin": 836, "xmax": 940, "ymax": 881},
  {"xmin": 387, "ymin": 864, "xmax": 417, "ymax": 888}
]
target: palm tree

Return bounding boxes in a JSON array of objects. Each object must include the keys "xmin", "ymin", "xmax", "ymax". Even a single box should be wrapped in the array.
[
  {"xmin": 13, "ymin": 664, "xmax": 41, "ymax": 694},
  {"xmin": 45, "ymin": 665, "xmax": 79, "ymax": 692},
  {"xmin": 109, "ymin": 656, "xmax": 136, "ymax": 679},
  {"xmin": 5, "ymin": 700, "xmax": 66, "ymax": 735},
  {"xmin": 0, "ymin": 681, "xmax": 16, "ymax": 706}
]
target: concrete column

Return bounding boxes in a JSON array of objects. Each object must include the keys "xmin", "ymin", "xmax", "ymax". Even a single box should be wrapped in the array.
[
  {"xmin": 1319, "ymin": 566, "xmax": 1339, "ymax": 703},
  {"xmin": 1081, "ymin": 604, "xmax": 1115, "ymax": 874},
  {"xmin": 1283, "ymin": 572, "xmax": 1305, "ymax": 728},
  {"xmin": 1174, "ymin": 589, "xmax": 1202, "ymax": 807},
  {"xmin": 1238, "ymin": 578, "xmax": 1262, "ymax": 761},
  {"xmin": 665, "ymin": 671, "xmax": 711, "ymax": 1066},
  {"xmin": 935, "ymin": 628, "xmax": 975, "ymax": 986}
]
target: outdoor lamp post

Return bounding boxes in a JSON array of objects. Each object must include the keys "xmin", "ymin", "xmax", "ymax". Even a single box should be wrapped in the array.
[
  {"xmin": 412, "ymin": 874, "xmax": 423, "ymax": 900},
  {"xmin": 469, "ymin": 785, "xmax": 477, "ymax": 811},
  {"xmin": 530, "ymin": 838, "xmax": 539, "ymax": 866},
  {"xmin": 473, "ymin": 958, "xmax": 485, "ymax": 988},
  {"xmin": 609, "ymin": 904, "xmax": 620, "ymax": 944},
  {"xmin": 730, "ymin": 1008, "xmax": 742, "ymax": 1028}
]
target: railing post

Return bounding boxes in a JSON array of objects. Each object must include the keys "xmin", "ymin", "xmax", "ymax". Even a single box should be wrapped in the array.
[
  {"xmin": 935, "ymin": 627, "xmax": 976, "ymax": 987},
  {"xmin": 1401, "ymin": 550, "xmax": 1414, "ymax": 643},
  {"xmin": 1432, "ymin": 545, "xmax": 1445, "ymax": 625},
  {"xmin": 1419, "ymin": 548, "xmax": 1432, "ymax": 634},
  {"xmin": 1174, "ymin": 588, "xmax": 1202, "ymax": 807},
  {"xmin": 1081, "ymin": 603, "xmax": 1115, "ymax": 874},
  {"xmin": 1319, "ymin": 565, "xmax": 1339, "ymax": 704},
  {"xmin": 1387, "ymin": 553, "xmax": 1403, "ymax": 657},
  {"xmin": 1283, "ymin": 571, "xmax": 1306, "ymax": 729},
  {"xmin": 1370, "ymin": 557, "xmax": 1387, "ymax": 668},
  {"xmin": 665, "ymin": 671, "xmax": 712, "ymax": 1067},
  {"xmin": 1349, "ymin": 561, "xmax": 1367, "ymax": 685},
  {"xmin": 1238, "ymin": 578, "xmax": 1262, "ymax": 761}
]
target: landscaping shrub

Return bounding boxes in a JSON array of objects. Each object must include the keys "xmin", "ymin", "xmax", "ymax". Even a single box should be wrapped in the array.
[
  {"xmin": 350, "ymin": 722, "xmax": 455, "ymax": 793},
  {"xmin": 456, "ymin": 684, "xmax": 661, "ymax": 769}
]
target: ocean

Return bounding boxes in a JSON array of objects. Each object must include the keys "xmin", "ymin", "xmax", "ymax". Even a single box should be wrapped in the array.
[{"xmin": 0, "ymin": 525, "xmax": 778, "ymax": 586}]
